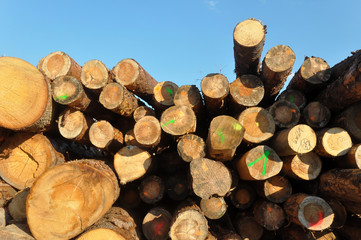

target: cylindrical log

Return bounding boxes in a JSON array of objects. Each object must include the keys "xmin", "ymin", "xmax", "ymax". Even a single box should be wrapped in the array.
[
  {"xmin": 326, "ymin": 199, "xmax": 347, "ymax": 229},
  {"xmin": 138, "ymin": 175, "xmax": 165, "ymax": 205},
  {"xmin": 235, "ymin": 215, "xmax": 263, "ymax": 240},
  {"xmin": 133, "ymin": 116, "xmax": 161, "ymax": 149},
  {"xmin": 133, "ymin": 106, "xmax": 156, "ymax": 122},
  {"xmin": 142, "ymin": 207, "xmax": 172, "ymax": 240},
  {"xmin": 160, "ymin": 105, "xmax": 196, "ymax": 137},
  {"xmin": 8, "ymin": 188, "xmax": 29, "ymax": 221},
  {"xmin": 190, "ymin": 158, "xmax": 232, "ymax": 199},
  {"xmin": 165, "ymin": 172, "xmax": 190, "ymax": 201},
  {"xmin": 201, "ymin": 73, "xmax": 230, "ymax": 116},
  {"xmin": 268, "ymin": 100, "xmax": 300, "ymax": 128},
  {"xmin": 58, "ymin": 108, "xmax": 92, "ymax": 142},
  {"xmin": 111, "ymin": 58, "xmax": 158, "ymax": 105},
  {"xmin": 254, "ymin": 175, "xmax": 292, "ymax": 203},
  {"xmin": 174, "ymin": 85, "xmax": 204, "ymax": 116},
  {"xmin": 270, "ymin": 124, "xmax": 317, "ymax": 156},
  {"xmin": 99, "ymin": 82, "xmax": 139, "ymax": 117},
  {"xmin": 118, "ymin": 183, "xmax": 141, "ymax": 209},
  {"xmin": 114, "ymin": 145, "xmax": 152, "ymax": 185},
  {"xmin": 236, "ymin": 145, "xmax": 283, "ymax": 180},
  {"xmin": 37, "ymin": 51, "xmax": 81, "ymax": 80},
  {"xmin": 253, "ymin": 200, "xmax": 285, "ymax": 231},
  {"xmin": 233, "ymin": 19, "xmax": 266, "ymax": 76},
  {"xmin": 237, "ymin": 107, "xmax": 275, "ymax": 144},
  {"xmin": 89, "ymin": 120, "xmax": 123, "ymax": 149},
  {"xmin": 153, "ymin": 81, "xmax": 179, "ymax": 110},
  {"xmin": 177, "ymin": 134, "xmax": 206, "ymax": 162},
  {"xmin": 80, "ymin": 59, "xmax": 111, "ymax": 91},
  {"xmin": 314, "ymin": 127, "xmax": 352, "ymax": 157},
  {"xmin": 333, "ymin": 102, "xmax": 361, "ymax": 142},
  {"xmin": 261, "ymin": 45, "xmax": 296, "ymax": 101},
  {"xmin": 281, "ymin": 152, "xmax": 322, "ymax": 180},
  {"xmin": 284, "ymin": 193, "xmax": 334, "ymax": 231},
  {"xmin": 335, "ymin": 143, "xmax": 361, "ymax": 169},
  {"xmin": 229, "ymin": 181, "xmax": 256, "ymax": 210},
  {"xmin": 200, "ymin": 197, "xmax": 227, "ymax": 220},
  {"xmin": 206, "ymin": 115, "xmax": 245, "ymax": 161},
  {"xmin": 0, "ymin": 180, "xmax": 16, "ymax": 208},
  {"xmin": 303, "ymin": 102, "xmax": 331, "ymax": 129},
  {"xmin": 27, "ymin": 160, "xmax": 120, "ymax": 240},
  {"xmin": 277, "ymin": 89, "xmax": 307, "ymax": 110}
]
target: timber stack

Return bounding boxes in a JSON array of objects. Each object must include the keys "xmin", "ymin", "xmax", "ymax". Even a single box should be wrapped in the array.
[{"xmin": 0, "ymin": 18, "xmax": 360, "ymax": 240}]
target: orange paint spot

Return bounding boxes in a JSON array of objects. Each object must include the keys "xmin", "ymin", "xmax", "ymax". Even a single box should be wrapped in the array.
[
  {"xmin": 291, "ymin": 109, "xmax": 296, "ymax": 113},
  {"xmin": 310, "ymin": 116, "xmax": 315, "ymax": 121},
  {"xmin": 286, "ymin": 50, "xmax": 291, "ymax": 54},
  {"xmin": 196, "ymin": 230, "xmax": 202, "ymax": 236},
  {"xmin": 267, "ymin": 206, "xmax": 272, "ymax": 212},
  {"xmin": 181, "ymin": 91, "xmax": 187, "ymax": 96}
]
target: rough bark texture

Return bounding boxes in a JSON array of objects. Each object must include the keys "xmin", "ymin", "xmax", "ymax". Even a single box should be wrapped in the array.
[{"xmin": 333, "ymin": 102, "xmax": 361, "ymax": 142}]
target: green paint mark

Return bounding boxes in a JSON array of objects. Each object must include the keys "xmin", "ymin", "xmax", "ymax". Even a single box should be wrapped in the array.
[
  {"xmin": 233, "ymin": 122, "xmax": 243, "ymax": 131},
  {"xmin": 162, "ymin": 119, "xmax": 175, "ymax": 128},
  {"xmin": 166, "ymin": 88, "xmax": 173, "ymax": 96},
  {"xmin": 248, "ymin": 150, "xmax": 270, "ymax": 176},
  {"xmin": 56, "ymin": 94, "xmax": 68, "ymax": 100},
  {"xmin": 289, "ymin": 95, "xmax": 294, "ymax": 103},
  {"xmin": 218, "ymin": 129, "xmax": 225, "ymax": 143}
]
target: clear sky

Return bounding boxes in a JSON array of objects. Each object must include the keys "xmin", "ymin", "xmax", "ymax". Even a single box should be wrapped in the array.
[{"xmin": 1, "ymin": 0, "xmax": 360, "ymax": 90}]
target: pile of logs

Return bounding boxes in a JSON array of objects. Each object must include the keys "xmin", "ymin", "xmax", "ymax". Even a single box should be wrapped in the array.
[{"xmin": 0, "ymin": 18, "xmax": 361, "ymax": 240}]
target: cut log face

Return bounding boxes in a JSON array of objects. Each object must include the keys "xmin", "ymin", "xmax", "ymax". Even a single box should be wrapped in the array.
[
  {"xmin": 269, "ymin": 100, "xmax": 300, "ymax": 128},
  {"xmin": 142, "ymin": 207, "xmax": 172, "ymax": 240},
  {"xmin": 253, "ymin": 201, "xmax": 285, "ymax": 231},
  {"xmin": 0, "ymin": 181, "xmax": 17, "ymax": 208},
  {"xmin": 153, "ymin": 81, "xmax": 179, "ymax": 108},
  {"xmin": 334, "ymin": 102, "xmax": 361, "ymax": 142},
  {"xmin": 77, "ymin": 228, "xmax": 126, "ymax": 240},
  {"xmin": 80, "ymin": 60, "xmax": 110, "ymax": 90},
  {"xmin": 282, "ymin": 152, "xmax": 322, "ymax": 180},
  {"xmin": 230, "ymin": 75, "xmax": 264, "ymax": 108},
  {"xmin": 133, "ymin": 106, "xmax": 156, "ymax": 122},
  {"xmin": 134, "ymin": 116, "xmax": 161, "ymax": 149},
  {"xmin": 256, "ymin": 176, "xmax": 292, "ymax": 203},
  {"xmin": 138, "ymin": 175, "xmax": 165, "ymax": 204},
  {"xmin": 165, "ymin": 173, "xmax": 190, "ymax": 201},
  {"xmin": 236, "ymin": 216, "xmax": 263, "ymax": 240},
  {"xmin": 315, "ymin": 127, "xmax": 352, "ymax": 157},
  {"xmin": 303, "ymin": 102, "xmax": 331, "ymax": 129},
  {"xmin": 0, "ymin": 57, "xmax": 49, "ymax": 130},
  {"xmin": 229, "ymin": 182, "xmax": 256, "ymax": 210},
  {"xmin": 200, "ymin": 197, "xmax": 227, "ymax": 220},
  {"xmin": 238, "ymin": 107, "xmax": 275, "ymax": 143},
  {"xmin": 58, "ymin": 108, "xmax": 91, "ymax": 142},
  {"xmin": 89, "ymin": 120, "xmax": 116, "ymax": 149},
  {"xmin": 338, "ymin": 143, "xmax": 361, "ymax": 169},
  {"xmin": 177, "ymin": 134, "xmax": 206, "ymax": 162},
  {"xmin": 160, "ymin": 105, "xmax": 196, "ymax": 136},
  {"xmin": 277, "ymin": 89, "xmax": 307, "ymax": 110},
  {"xmin": 174, "ymin": 85, "xmax": 203, "ymax": 114},
  {"xmin": 26, "ymin": 160, "xmax": 120, "ymax": 240}
]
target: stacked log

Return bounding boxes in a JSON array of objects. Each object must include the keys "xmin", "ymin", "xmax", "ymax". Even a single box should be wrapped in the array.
[{"xmin": 0, "ymin": 18, "xmax": 361, "ymax": 240}]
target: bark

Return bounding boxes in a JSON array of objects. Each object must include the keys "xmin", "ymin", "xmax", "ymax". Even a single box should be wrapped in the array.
[
  {"xmin": 335, "ymin": 143, "xmax": 361, "ymax": 169},
  {"xmin": 333, "ymin": 102, "xmax": 361, "ymax": 142}
]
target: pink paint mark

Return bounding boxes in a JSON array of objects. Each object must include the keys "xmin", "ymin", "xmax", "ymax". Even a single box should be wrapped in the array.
[
  {"xmin": 308, "ymin": 211, "xmax": 324, "ymax": 227},
  {"xmin": 154, "ymin": 222, "xmax": 164, "ymax": 236}
]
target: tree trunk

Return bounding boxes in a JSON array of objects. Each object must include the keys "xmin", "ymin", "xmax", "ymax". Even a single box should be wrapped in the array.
[
  {"xmin": 165, "ymin": 172, "xmax": 190, "ymax": 201},
  {"xmin": 326, "ymin": 199, "xmax": 347, "ymax": 229},
  {"xmin": 58, "ymin": 108, "xmax": 93, "ymax": 142},
  {"xmin": 254, "ymin": 175, "xmax": 292, "ymax": 203},
  {"xmin": 229, "ymin": 181, "xmax": 256, "ymax": 210},
  {"xmin": 200, "ymin": 196, "xmax": 227, "ymax": 220},
  {"xmin": 160, "ymin": 105, "xmax": 196, "ymax": 137},
  {"xmin": 268, "ymin": 100, "xmax": 300, "ymax": 128},
  {"xmin": 177, "ymin": 134, "xmax": 206, "ymax": 162},
  {"xmin": 335, "ymin": 143, "xmax": 361, "ymax": 169},
  {"xmin": 142, "ymin": 207, "xmax": 172, "ymax": 240},
  {"xmin": 253, "ymin": 200, "xmax": 285, "ymax": 231},
  {"xmin": 314, "ymin": 127, "xmax": 352, "ymax": 157},
  {"xmin": 26, "ymin": 159, "xmax": 120, "ymax": 240},
  {"xmin": 281, "ymin": 152, "xmax": 322, "ymax": 180},
  {"xmin": 80, "ymin": 59, "xmax": 111, "ymax": 91},
  {"xmin": 89, "ymin": 120, "xmax": 123, "ymax": 149},
  {"xmin": 302, "ymin": 102, "xmax": 331, "ymax": 128},
  {"xmin": 153, "ymin": 81, "xmax": 179, "ymax": 110},
  {"xmin": 333, "ymin": 102, "xmax": 361, "ymax": 142},
  {"xmin": 133, "ymin": 116, "xmax": 162, "ymax": 149},
  {"xmin": 138, "ymin": 175, "xmax": 165, "ymax": 204},
  {"xmin": 277, "ymin": 89, "xmax": 307, "ymax": 110},
  {"xmin": 133, "ymin": 106, "xmax": 156, "ymax": 122}
]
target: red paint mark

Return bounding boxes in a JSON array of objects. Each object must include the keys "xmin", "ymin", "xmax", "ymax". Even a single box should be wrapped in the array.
[
  {"xmin": 308, "ymin": 211, "xmax": 324, "ymax": 227},
  {"xmin": 154, "ymin": 222, "xmax": 164, "ymax": 236},
  {"xmin": 291, "ymin": 109, "xmax": 297, "ymax": 113}
]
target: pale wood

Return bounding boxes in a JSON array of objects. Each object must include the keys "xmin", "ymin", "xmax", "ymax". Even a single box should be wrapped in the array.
[
  {"xmin": 336, "ymin": 143, "xmax": 361, "ymax": 169},
  {"xmin": 0, "ymin": 180, "xmax": 17, "ymax": 207},
  {"xmin": 253, "ymin": 200, "xmax": 285, "ymax": 231},
  {"xmin": 124, "ymin": 129, "xmax": 142, "ymax": 147},
  {"xmin": 80, "ymin": 59, "xmax": 111, "ymax": 90},
  {"xmin": 134, "ymin": 116, "xmax": 161, "ymax": 149},
  {"xmin": 0, "ymin": 223, "xmax": 35, "ymax": 240},
  {"xmin": 268, "ymin": 100, "xmax": 300, "ymax": 128},
  {"xmin": 8, "ymin": 188, "xmax": 29, "ymax": 221},
  {"xmin": 58, "ymin": 108, "xmax": 92, "ymax": 142},
  {"xmin": 302, "ymin": 102, "xmax": 331, "ymax": 128},
  {"xmin": 77, "ymin": 228, "xmax": 126, "ymax": 240},
  {"xmin": 177, "ymin": 134, "xmax": 206, "ymax": 162},
  {"xmin": 142, "ymin": 207, "xmax": 172, "ymax": 240},
  {"xmin": 153, "ymin": 81, "xmax": 179, "ymax": 109},
  {"xmin": 281, "ymin": 152, "xmax": 322, "ymax": 180},
  {"xmin": 160, "ymin": 105, "xmax": 196, "ymax": 136},
  {"xmin": 133, "ymin": 106, "xmax": 156, "ymax": 122},
  {"xmin": 174, "ymin": 85, "xmax": 204, "ymax": 116},
  {"xmin": 255, "ymin": 175, "xmax": 292, "ymax": 203},
  {"xmin": 200, "ymin": 197, "xmax": 227, "ymax": 220},
  {"xmin": 315, "ymin": 127, "xmax": 352, "ymax": 157},
  {"xmin": 0, "ymin": 208, "xmax": 7, "ymax": 227},
  {"xmin": 89, "ymin": 120, "xmax": 123, "ymax": 149}
]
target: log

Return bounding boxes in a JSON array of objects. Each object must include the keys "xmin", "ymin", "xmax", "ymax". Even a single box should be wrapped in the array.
[
  {"xmin": 177, "ymin": 133, "xmax": 206, "ymax": 162},
  {"xmin": 253, "ymin": 200, "xmax": 285, "ymax": 231},
  {"xmin": 335, "ymin": 143, "xmax": 361, "ymax": 169},
  {"xmin": 237, "ymin": 107, "xmax": 275, "ymax": 144},
  {"xmin": 279, "ymin": 225, "xmax": 310, "ymax": 240},
  {"xmin": 206, "ymin": 115, "xmax": 244, "ymax": 161},
  {"xmin": 99, "ymin": 82, "xmax": 139, "ymax": 117},
  {"xmin": 261, "ymin": 45, "xmax": 296, "ymax": 102},
  {"xmin": 0, "ymin": 223, "xmax": 35, "ymax": 240},
  {"xmin": 333, "ymin": 102, "xmax": 361, "ymax": 142},
  {"xmin": 0, "ymin": 180, "xmax": 17, "ymax": 208},
  {"xmin": 336, "ymin": 217, "xmax": 361, "ymax": 240},
  {"xmin": 235, "ymin": 215, "xmax": 263, "ymax": 240},
  {"xmin": 133, "ymin": 116, "xmax": 162, "ymax": 149},
  {"xmin": 229, "ymin": 181, "xmax": 256, "ymax": 210},
  {"xmin": 277, "ymin": 89, "xmax": 307, "ymax": 110},
  {"xmin": 153, "ymin": 81, "xmax": 179, "ymax": 110},
  {"xmin": 270, "ymin": 124, "xmax": 317, "ymax": 156},
  {"xmin": 89, "ymin": 120, "xmax": 123, "ymax": 149},
  {"xmin": 233, "ymin": 19, "xmax": 266, "ymax": 76},
  {"xmin": 190, "ymin": 158, "xmax": 232, "ymax": 199},
  {"xmin": 142, "ymin": 207, "xmax": 172, "ymax": 240},
  {"xmin": 80, "ymin": 59, "xmax": 111, "ymax": 91},
  {"xmin": 114, "ymin": 145, "xmax": 152, "ymax": 185},
  {"xmin": 302, "ymin": 102, "xmax": 331, "ymax": 129},
  {"xmin": 326, "ymin": 199, "xmax": 347, "ymax": 229},
  {"xmin": 158, "ymin": 149, "xmax": 186, "ymax": 175},
  {"xmin": 8, "ymin": 188, "xmax": 29, "ymax": 221},
  {"xmin": 319, "ymin": 168, "xmax": 361, "ymax": 202},
  {"xmin": 283, "ymin": 194, "xmax": 334, "ymax": 231},
  {"xmin": 26, "ymin": 160, "xmax": 120, "ymax": 240},
  {"xmin": 124, "ymin": 129, "xmax": 142, "ymax": 147},
  {"xmin": 340, "ymin": 200, "xmax": 361, "ymax": 215},
  {"xmin": 281, "ymin": 152, "xmax": 322, "ymax": 180},
  {"xmin": 58, "ymin": 108, "xmax": 93, "ymax": 142},
  {"xmin": 200, "ymin": 196, "xmax": 227, "ymax": 220},
  {"xmin": 160, "ymin": 105, "xmax": 196, "ymax": 137},
  {"xmin": 165, "ymin": 172, "xmax": 190, "ymax": 201},
  {"xmin": 118, "ymin": 183, "xmax": 141, "ymax": 209},
  {"xmin": 201, "ymin": 73, "xmax": 230, "ymax": 116},
  {"xmin": 111, "ymin": 58, "xmax": 158, "ymax": 105},
  {"xmin": 236, "ymin": 145, "xmax": 283, "ymax": 180},
  {"xmin": 0, "ymin": 208, "xmax": 7, "ymax": 227},
  {"xmin": 174, "ymin": 85, "xmax": 204, "ymax": 116},
  {"xmin": 133, "ymin": 106, "xmax": 156, "ymax": 122},
  {"xmin": 314, "ymin": 127, "xmax": 352, "ymax": 157},
  {"xmin": 268, "ymin": 100, "xmax": 300, "ymax": 128},
  {"xmin": 0, "ymin": 133, "xmax": 64, "ymax": 189},
  {"xmin": 0, "ymin": 57, "xmax": 50, "ymax": 130},
  {"xmin": 138, "ymin": 175, "xmax": 165, "ymax": 204},
  {"xmin": 254, "ymin": 175, "xmax": 292, "ymax": 203}
]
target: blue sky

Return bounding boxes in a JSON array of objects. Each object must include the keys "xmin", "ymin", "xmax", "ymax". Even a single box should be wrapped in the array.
[{"xmin": 1, "ymin": 0, "xmax": 360, "ymax": 90}]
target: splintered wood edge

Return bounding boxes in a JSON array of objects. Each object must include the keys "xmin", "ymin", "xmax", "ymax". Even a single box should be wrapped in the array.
[
  {"xmin": 81, "ymin": 60, "xmax": 109, "ymax": 89},
  {"xmin": 153, "ymin": 81, "xmax": 179, "ymax": 106},
  {"xmin": 113, "ymin": 59, "xmax": 139, "ymax": 86},
  {"xmin": 42, "ymin": 51, "xmax": 71, "ymax": 79},
  {"xmin": 288, "ymin": 124, "xmax": 317, "ymax": 154},
  {"xmin": 201, "ymin": 73, "xmax": 229, "ymax": 99},
  {"xmin": 233, "ymin": 19, "xmax": 265, "ymax": 47},
  {"xmin": 76, "ymin": 228, "xmax": 126, "ymax": 240},
  {"xmin": 264, "ymin": 45, "xmax": 295, "ymax": 73},
  {"xmin": 321, "ymin": 127, "xmax": 352, "ymax": 157}
]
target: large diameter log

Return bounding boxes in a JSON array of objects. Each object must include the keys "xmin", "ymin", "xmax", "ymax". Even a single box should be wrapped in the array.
[
  {"xmin": 333, "ymin": 102, "xmax": 361, "ymax": 142},
  {"xmin": 133, "ymin": 116, "xmax": 161, "ymax": 149},
  {"xmin": 314, "ymin": 127, "xmax": 352, "ymax": 157},
  {"xmin": 0, "ymin": 57, "xmax": 50, "ymax": 130},
  {"xmin": 58, "ymin": 108, "xmax": 93, "ymax": 142},
  {"xmin": 302, "ymin": 102, "xmax": 331, "ymax": 129},
  {"xmin": 253, "ymin": 200, "xmax": 285, "ymax": 231},
  {"xmin": 0, "ymin": 133, "xmax": 64, "ymax": 189},
  {"xmin": 153, "ymin": 81, "xmax": 179, "ymax": 110},
  {"xmin": 160, "ymin": 105, "xmax": 196, "ymax": 137},
  {"xmin": 284, "ymin": 194, "xmax": 334, "ymax": 231},
  {"xmin": 177, "ymin": 134, "xmax": 206, "ymax": 162},
  {"xmin": 80, "ymin": 59, "xmax": 111, "ymax": 91},
  {"xmin": 319, "ymin": 168, "xmax": 361, "ymax": 202},
  {"xmin": 254, "ymin": 175, "xmax": 292, "ymax": 203},
  {"xmin": 277, "ymin": 89, "xmax": 307, "ymax": 110},
  {"xmin": 268, "ymin": 100, "xmax": 300, "ymax": 128},
  {"xmin": 270, "ymin": 124, "xmax": 317, "ymax": 156},
  {"xmin": 26, "ymin": 160, "xmax": 120, "ymax": 240},
  {"xmin": 206, "ymin": 115, "xmax": 245, "ymax": 161},
  {"xmin": 233, "ymin": 19, "xmax": 266, "ymax": 76},
  {"xmin": 236, "ymin": 145, "xmax": 283, "ymax": 180},
  {"xmin": 281, "ymin": 152, "xmax": 322, "ymax": 180},
  {"xmin": 111, "ymin": 58, "xmax": 158, "ymax": 104},
  {"xmin": 142, "ymin": 207, "xmax": 172, "ymax": 240}
]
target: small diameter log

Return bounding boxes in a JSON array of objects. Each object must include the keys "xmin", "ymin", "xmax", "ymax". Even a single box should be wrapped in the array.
[
  {"xmin": 270, "ymin": 124, "xmax": 317, "ymax": 156},
  {"xmin": 114, "ymin": 145, "xmax": 152, "ymax": 185},
  {"xmin": 277, "ymin": 89, "xmax": 307, "ymax": 110},
  {"xmin": 133, "ymin": 106, "xmax": 156, "ymax": 122},
  {"xmin": 8, "ymin": 188, "xmax": 29, "ymax": 221},
  {"xmin": 174, "ymin": 85, "xmax": 204, "ymax": 116},
  {"xmin": 77, "ymin": 207, "xmax": 139, "ymax": 240},
  {"xmin": 37, "ymin": 51, "xmax": 81, "ymax": 80},
  {"xmin": 284, "ymin": 194, "xmax": 334, "ymax": 231},
  {"xmin": 253, "ymin": 200, "xmax": 285, "ymax": 231},
  {"xmin": 238, "ymin": 107, "xmax": 275, "ymax": 144},
  {"xmin": 138, "ymin": 175, "xmax": 165, "ymax": 204},
  {"xmin": 336, "ymin": 143, "xmax": 361, "ymax": 169},
  {"xmin": 165, "ymin": 172, "xmax": 190, "ymax": 201},
  {"xmin": 142, "ymin": 207, "xmax": 172, "ymax": 240},
  {"xmin": 169, "ymin": 203, "xmax": 208, "ymax": 240},
  {"xmin": 326, "ymin": 199, "xmax": 347, "ymax": 229},
  {"xmin": 229, "ymin": 181, "xmax": 256, "ymax": 210},
  {"xmin": 303, "ymin": 102, "xmax": 331, "ymax": 129},
  {"xmin": 26, "ymin": 160, "xmax": 120, "ymax": 240},
  {"xmin": 281, "ymin": 152, "xmax": 322, "ymax": 180},
  {"xmin": 235, "ymin": 215, "xmax": 263, "ymax": 240},
  {"xmin": 89, "ymin": 120, "xmax": 123, "ymax": 149},
  {"xmin": 206, "ymin": 115, "xmax": 245, "ymax": 161},
  {"xmin": 111, "ymin": 58, "xmax": 158, "ymax": 104},
  {"xmin": 254, "ymin": 175, "xmax": 292, "ymax": 203},
  {"xmin": 153, "ymin": 81, "xmax": 179, "ymax": 110},
  {"xmin": 0, "ymin": 133, "xmax": 64, "ymax": 190},
  {"xmin": 133, "ymin": 116, "xmax": 161, "ymax": 149},
  {"xmin": 333, "ymin": 102, "xmax": 361, "ymax": 142},
  {"xmin": 58, "ymin": 108, "xmax": 92, "ymax": 142},
  {"xmin": 0, "ymin": 180, "xmax": 17, "ymax": 208},
  {"xmin": 160, "ymin": 105, "xmax": 196, "ymax": 137},
  {"xmin": 177, "ymin": 134, "xmax": 206, "ymax": 162},
  {"xmin": 99, "ymin": 82, "xmax": 139, "ymax": 117},
  {"xmin": 0, "ymin": 57, "xmax": 50, "ymax": 130},
  {"xmin": 236, "ymin": 145, "xmax": 283, "ymax": 181},
  {"xmin": 233, "ymin": 19, "xmax": 266, "ymax": 76},
  {"xmin": 287, "ymin": 56, "xmax": 331, "ymax": 94},
  {"xmin": 201, "ymin": 73, "xmax": 230, "ymax": 116},
  {"xmin": 190, "ymin": 158, "xmax": 232, "ymax": 199},
  {"xmin": 261, "ymin": 45, "xmax": 296, "ymax": 101},
  {"xmin": 268, "ymin": 100, "xmax": 300, "ymax": 128},
  {"xmin": 80, "ymin": 59, "xmax": 111, "ymax": 91},
  {"xmin": 319, "ymin": 168, "xmax": 361, "ymax": 202},
  {"xmin": 200, "ymin": 197, "xmax": 227, "ymax": 220},
  {"xmin": 314, "ymin": 127, "xmax": 352, "ymax": 157}
]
